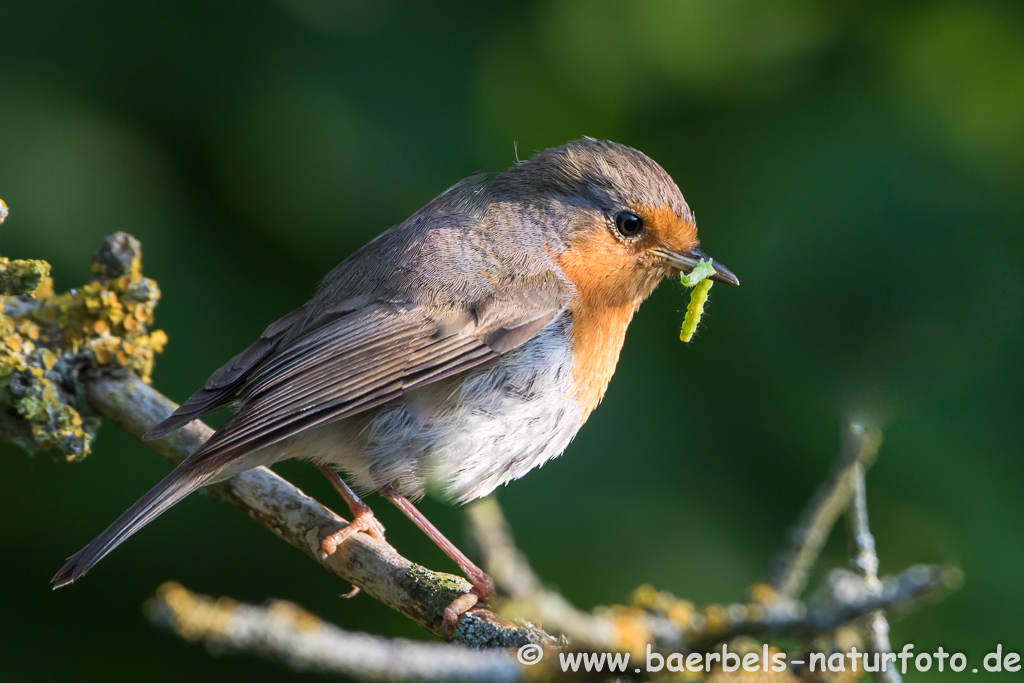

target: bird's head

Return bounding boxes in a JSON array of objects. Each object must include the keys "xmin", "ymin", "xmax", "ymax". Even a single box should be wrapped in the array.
[{"xmin": 497, "ymin": 138, "xmax": 738, "ymax": 308}]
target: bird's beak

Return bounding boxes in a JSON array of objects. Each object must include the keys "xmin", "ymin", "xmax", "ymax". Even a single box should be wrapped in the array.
[{"xmin": 656, "ymin": 247, "xmax": 740, "ymax": 286}]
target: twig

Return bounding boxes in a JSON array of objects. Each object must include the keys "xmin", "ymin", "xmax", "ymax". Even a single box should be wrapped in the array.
[
  {"xmin": 85, "ymin": 374, "xmax": 555, "ymax": 648},
  {"xmin": 150, "ymin": 567, "xmax": 951, "ymax": 683},
  {"xmin": 465, "ymin": 498, "xmax": 616, "ymax": 647},
  {"xmin": 768, "ymin": 421, "xmax": 883, "ymax": 599},
  {"xmin": 785, "ymin": 563, "xmax": 956, "ymax": 635},
  {"xmin": 848, "ymin": 462, "xmax": 901, "ymax": 683},
  {"xmin": 147, "ymin": 581, "xmax": 521, "ymax": 682},
  {"xmin": 463, "ymin": 489, "xmax": 954, "ymax": 658},
  {"xmin": 649, "ymin": 562, "xmax": 955, "ymax": 652}
]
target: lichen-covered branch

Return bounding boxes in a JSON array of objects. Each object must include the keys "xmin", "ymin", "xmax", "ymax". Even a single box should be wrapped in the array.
[
  {"xmin": 147, "ymin": 582, "xmax": 521, "ymax": 682},
  {"xmin": 730, "ymin": 564, "xmax": 957, "ymax": 640},
  {"xmin": 0, "ymin": 230, "xmax": 166, "ymax": 460}
]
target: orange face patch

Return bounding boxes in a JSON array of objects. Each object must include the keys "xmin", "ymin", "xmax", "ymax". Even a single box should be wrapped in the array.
[
  {"xmin": 555, "ymin": 221, "xmax": 637, "ymax": 418},
  {"xmin": 631, "ymin": 203, "xmax": 698, "ymax": 256}
]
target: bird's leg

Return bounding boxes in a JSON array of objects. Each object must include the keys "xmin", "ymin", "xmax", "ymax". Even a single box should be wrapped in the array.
[
  {"xmin": 379, "ymin": 485, "xmax": 496, "ymax": 640},
  {"xmin": 318, "ymin": 465, "xmax": 387, "ymax": 586}
]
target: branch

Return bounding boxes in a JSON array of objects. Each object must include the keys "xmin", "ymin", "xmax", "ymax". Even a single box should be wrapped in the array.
[
  {"xmin": 135, "ymin": 408, "xmax": 961, "ymax": 680},
  {"xmin": 147, "ymin": 582, "xmax": 521, "ymax": 682},
  {"xmin": 463, "ymin": 467, "xmax": 957, "ymax": 657},
  {"xmin": 847, "ymin": 460, "xmax": 901, "ymax": 682},
  {"xmin": 86, "ymin": 374, "xmax": 554, "ymax": 648},
  {"xmin": 583, "ymin": 422, "xmax": 957, "ymax": 655},
  {"xmin": 762, "ymin": 564, "xmax": 957, "ymax": 636},
  {"xmin": 767, "ymin": 422, "xmax": 883, "ymax": 599}
]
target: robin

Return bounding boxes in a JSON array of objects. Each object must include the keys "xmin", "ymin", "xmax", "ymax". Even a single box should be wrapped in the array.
[{"xmin": 52, "ymin": 138, "xmax": 739, "ymax": 636}]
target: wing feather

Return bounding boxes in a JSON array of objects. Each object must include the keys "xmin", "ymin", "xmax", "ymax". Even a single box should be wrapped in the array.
[{"xmin": 178, "ymin": 302, "xmax": 554, "ymax": 469}]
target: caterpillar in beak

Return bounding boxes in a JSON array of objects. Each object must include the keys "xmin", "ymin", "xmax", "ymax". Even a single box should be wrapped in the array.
[{"xmin": 679, "ymin": 259, "xmax": 715, "ymax": 343}]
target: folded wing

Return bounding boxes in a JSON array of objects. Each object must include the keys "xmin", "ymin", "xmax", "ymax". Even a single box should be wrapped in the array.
[{"xmin": 52, "ymin": 295, "xmax": 560, "ymax": 587}]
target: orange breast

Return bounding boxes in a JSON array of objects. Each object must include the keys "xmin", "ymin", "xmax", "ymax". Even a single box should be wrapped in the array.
[
  {"xmin": 555, "ymin": 228, "xmax": 645, "ymax": 420},
  {"xmin": 564, "ymin": 299, "xmax": 636, "ymax": 419}
]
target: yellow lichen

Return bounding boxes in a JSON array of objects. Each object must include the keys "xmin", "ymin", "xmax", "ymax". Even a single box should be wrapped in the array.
[
  {"xmin": 0, "ymin": 258, "xmax": 52, "ymax": 297},
  {"xmin": 154, "ymin": 581, "xmax": 237, "ymax": 643},
  {"xmin": 0, "ymin": 232, "xmax": 168, "ymax": 460},
  {"xmin": 267, "ymin": 600, "xmax": 323, "ymax": 632},
  {"xmin": 595, "ymin": 603, "xmax": 654, "ymax": 656}
]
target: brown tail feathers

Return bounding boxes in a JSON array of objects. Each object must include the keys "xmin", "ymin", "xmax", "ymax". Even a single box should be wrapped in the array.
[{"xmin": 51, "ymin": 460, "xmax": 218, "ymax": 588}]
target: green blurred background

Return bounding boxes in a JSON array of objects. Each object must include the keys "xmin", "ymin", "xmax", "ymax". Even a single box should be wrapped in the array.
[{"xmin": 1, "ymin": 1, "xmax": 1022, "ymax": 680}]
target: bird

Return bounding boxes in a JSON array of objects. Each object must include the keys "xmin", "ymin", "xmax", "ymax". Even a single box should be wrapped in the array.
[{"xmin": 52, "ymin": 138, "xmax": 739, "ymax": 636}]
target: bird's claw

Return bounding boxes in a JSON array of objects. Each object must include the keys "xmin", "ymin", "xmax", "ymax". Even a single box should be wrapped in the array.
[
  {"xmin": 362, "ymin": 514, "xmax": 387, "ymax": 544},
  {"xmin": 319, "ymin": 508, "xmax": 387, "ymax": 572},
  {"xmin": 338, "ymin": 584, "xmax": 362, "ymax": 599},
  {"xmin": 441, "ymin": 591, "xmax": 480, "ymax": 641},
  {"xmin": 440, "ymin": 577, "xmax": 495, "ymax": 641}
]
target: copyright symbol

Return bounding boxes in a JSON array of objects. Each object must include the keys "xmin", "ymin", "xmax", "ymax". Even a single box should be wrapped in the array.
[{"xmin": 517, "ymin": 643, "xmax": 544, "ymax": 665}]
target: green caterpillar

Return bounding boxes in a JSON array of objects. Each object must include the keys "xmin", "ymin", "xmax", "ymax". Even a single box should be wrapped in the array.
[{"xmin": 679, "ymin": 259, "xmax": 715, "ymax": 343}]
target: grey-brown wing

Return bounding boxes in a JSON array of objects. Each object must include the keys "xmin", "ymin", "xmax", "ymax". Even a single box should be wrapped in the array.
[{"xmin": 177, "ymin": 299, "xmax": 560, "ymax": 470}]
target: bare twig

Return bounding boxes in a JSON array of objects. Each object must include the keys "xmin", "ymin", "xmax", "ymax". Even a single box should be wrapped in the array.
[
  {"xmin": 85, "ymin": 374, "xmax": 555, "ymax": 648},
  {"xmin": 768, "ymin": 422, "xmax": 883, "ymax": 599},
  {"xmin": 848, "ymin": 461, "xmax": 901, "ymax": 683},
  {"xmin": 464, "ymin": 484, "xmax": 954, "ymax": 659},
  {"xmin": 465, "ymin": 498, "xmax": 617, "ymax": 648},
  {"xmin": 782, "ymin": 563, "xmax": 956, "ymax": 635},
  {"xmin": 147, "ymin": 582, "xmax": 521, "ymax": 682},
  {"xmin": 645, "ymin": 562, "xmax": 955, "ymax": 653}
]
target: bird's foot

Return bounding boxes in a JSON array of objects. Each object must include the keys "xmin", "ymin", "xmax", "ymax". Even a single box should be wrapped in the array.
[
  {"xmin": 317, "ymin": 463, "xmax": 387, "ymax": 574},
  {"xmin": 319, "ymin": 502, "xmax": 387, "ymax": 571},
  {"xmin": 378, "ymin": 484, "xmax": 497, "ymax": 640},
  {"xmin": 441, "ymin": 575, "xmax": 496, "ymax": 641}
]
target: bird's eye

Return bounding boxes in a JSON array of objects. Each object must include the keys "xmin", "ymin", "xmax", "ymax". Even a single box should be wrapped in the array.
[{"xmin": 614, "ymin": 211, "xmax": 645, "ymax": 238}]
